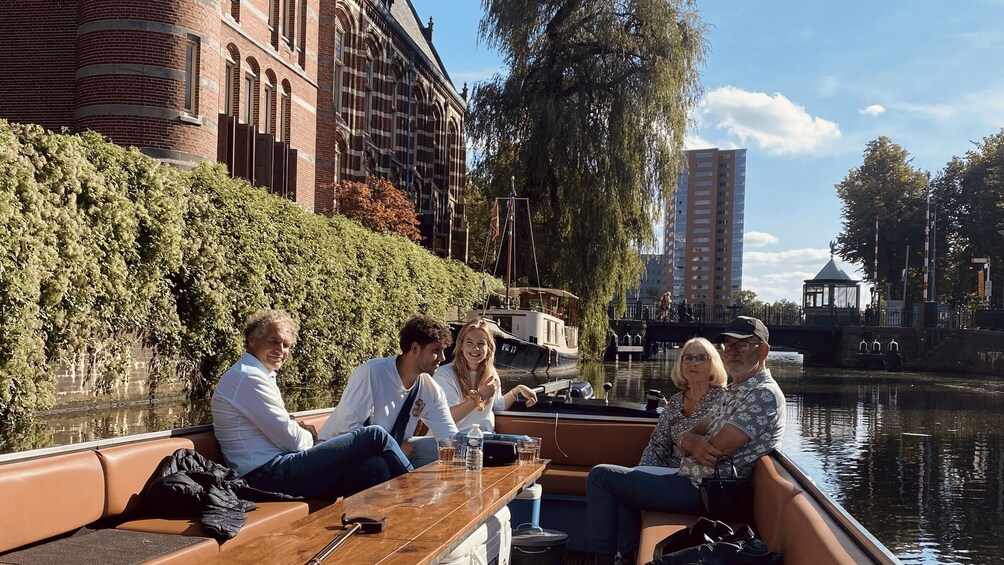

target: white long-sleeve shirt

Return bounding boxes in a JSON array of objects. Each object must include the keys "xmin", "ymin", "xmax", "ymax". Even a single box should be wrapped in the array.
[
  {"xmin": 211, "ymin": 353, "xmax": 313, "ymax": 475},
  {"xmin": 319, "ymin": 356, "xmax": 458, "ymax": 442},
  {"xmin": 432, "ymin": 363, "xmax": 505, "ymax": 433}
]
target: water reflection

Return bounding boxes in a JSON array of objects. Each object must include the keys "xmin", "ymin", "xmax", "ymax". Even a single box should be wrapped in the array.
[{"xmin": 4, "ymin": 352, "xmax": 1003, "ymax": 563}]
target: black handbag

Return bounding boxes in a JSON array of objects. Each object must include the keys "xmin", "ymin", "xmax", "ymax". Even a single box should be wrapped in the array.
[
  {"xmin": 699, "ymin": 456, "xmax": 754, "ymax": 523},
  {"xmin": 482, "ymin": 440, "xmax": 518, "ymax": 466}
]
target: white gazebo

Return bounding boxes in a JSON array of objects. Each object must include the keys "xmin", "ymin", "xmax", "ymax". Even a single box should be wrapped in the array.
[{"xmin": 802, "ymin": 243, "xmax": 861, "ymax": 326}]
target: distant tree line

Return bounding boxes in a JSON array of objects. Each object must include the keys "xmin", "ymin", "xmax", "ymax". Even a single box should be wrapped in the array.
[
  {"xmin": 0, "ymin": 120, "xmax": 492, "ymax": 426},
  {"xmin": 836, "ymin": 132, "xmax": 1004, "ymax": 308}
]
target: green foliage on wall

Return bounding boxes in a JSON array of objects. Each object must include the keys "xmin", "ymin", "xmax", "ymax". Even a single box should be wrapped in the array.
[{"xmin": 0, "ymin": 120, "xmax": 494, "ymax": 423}]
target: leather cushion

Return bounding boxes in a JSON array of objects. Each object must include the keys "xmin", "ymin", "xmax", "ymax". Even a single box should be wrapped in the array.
[
  {"xmin": 778, "ymin": 495, "xmax": 865, "ymax": 565},
  {"xmin": 0, "ymin": 451, "xmax": 105, "ymax": 552},
  {"xmin": 116, "ymin": 501, "xmax": 309, "ymax": 551},
  {"xmin": 534, "ymin": 464, "xmax": 589, "ymax": 496},
  {"xmin": 752, "ymin": 456, "xmax": 802, "ymax": 549},
  {"xmin": 495, "ymin": 415, "xmax": 654, "ymax": 468},
  {"xmin": 97, "ymin": 438, "xmax": 196, "ymax": 517}
]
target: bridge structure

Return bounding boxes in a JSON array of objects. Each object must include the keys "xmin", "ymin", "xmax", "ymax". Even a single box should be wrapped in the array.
[
  {"xmin": 629, "ymin": 321, "xmax": 844, "ymax": 365},
  {"xmin": 608, "ymin": 301, "xmax": 1000, "ymax": 371}
]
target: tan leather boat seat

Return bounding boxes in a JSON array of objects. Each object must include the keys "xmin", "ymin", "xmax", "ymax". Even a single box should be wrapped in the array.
[
  {"xmin": 495, "ymin": 415, "xmax": 654, "ymax": 495},
  {"xmin": 0, "ymin": 451, "xmax": 105, "ymax": 553},
  {"xmin": 636, "ymin": 456, "xmax": 870, "ymax": 565},
  {"xmin": 97, "ymin": 436, "xmax": 311, "ymax": 551}
]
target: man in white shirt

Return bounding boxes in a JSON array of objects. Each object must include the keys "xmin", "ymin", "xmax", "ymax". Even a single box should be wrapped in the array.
[
  {"xmin": 212, "ymin": 310, "xmax": 412, "ymax": 499},
  {"xmin": 319, "ymin": 315, "xmax": 458, "ymax": 467}
]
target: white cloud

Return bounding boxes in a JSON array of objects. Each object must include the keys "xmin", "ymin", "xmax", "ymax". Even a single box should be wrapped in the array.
[
  {"xmin": 744, "ymin": 231, "xmax": 778, "ymax": 248},
  {"xmin": 744, "ymin": 247, "xmax": 833, "ymax": 265},
  {"xmin": 892, "ymin": 102, "xmax": 955, "ymax": 120},
  {"xmin": 699, "ymin": 86, "xmax": 842, "ymax": 155},
  {"xmin": 684, "ymin": 134, "xmax": 715, "ymax": 151},
  {"xmin": 859, "ymin": 104, "xmax": 885, "ymax": 116}
]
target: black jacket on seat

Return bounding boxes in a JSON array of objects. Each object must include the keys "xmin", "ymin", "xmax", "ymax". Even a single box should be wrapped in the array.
[{"xmin": 142, "ymin": 448, "xmax": 300, "ymax": 541}]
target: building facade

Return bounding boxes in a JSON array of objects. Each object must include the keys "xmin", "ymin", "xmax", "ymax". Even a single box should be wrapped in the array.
[
  {"xmin": 0, "ymin": 0, "xmax": 468, "ymax": 260},
  {"xmin": 664, "ymin": 148, "xmax": 746, "ymax": 310},
  {"xmin": 625, "ymin": 253, "xmax": 666, "ymax": 303}
]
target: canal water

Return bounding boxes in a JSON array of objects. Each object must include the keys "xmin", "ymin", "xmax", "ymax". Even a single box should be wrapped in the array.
[{"xmin": 3, "ymin": 352, "xmax": 1002, "ymax": 563}]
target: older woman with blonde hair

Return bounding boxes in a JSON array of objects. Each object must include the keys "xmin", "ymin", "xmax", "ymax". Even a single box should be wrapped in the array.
[
  {"xmin": 433, "ymin": 318, "xmax": 537, "ymax": 433},
  {"xmin": 585, "ymin": 337, "xmax": 728, "ymax": 564}
]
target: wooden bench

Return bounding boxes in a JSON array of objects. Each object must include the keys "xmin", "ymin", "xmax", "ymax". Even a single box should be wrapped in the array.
[{"xmin": 0, "ymin": 411, "xmax": 333, "ymax": 564}]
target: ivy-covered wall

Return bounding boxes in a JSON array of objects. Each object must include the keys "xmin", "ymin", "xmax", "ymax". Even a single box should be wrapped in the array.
[{"xmin": 0, "ymin": 121, "xmax": 493, "ymax": 423}]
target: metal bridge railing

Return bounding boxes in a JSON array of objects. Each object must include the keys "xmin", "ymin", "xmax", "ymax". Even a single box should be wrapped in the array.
[{"xmin": 612, "ymin": 301, "xmax": 985, "ymax": 329}]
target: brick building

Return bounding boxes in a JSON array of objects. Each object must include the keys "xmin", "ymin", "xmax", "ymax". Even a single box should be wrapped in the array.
[{"xmin": 0, "ymin": 0, "xmax": 468, "ymax": 260}]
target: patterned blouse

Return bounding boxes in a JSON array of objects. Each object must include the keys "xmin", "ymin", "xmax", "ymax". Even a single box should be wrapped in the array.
[{"xmin": 638, "ymin": 387, "xmax": 728, "ymax": 467}]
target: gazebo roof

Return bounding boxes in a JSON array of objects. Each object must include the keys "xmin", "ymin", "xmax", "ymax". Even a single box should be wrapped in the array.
[{"xmin": 805, "ymin": 257, "xmax": 857, "ymax": 284}]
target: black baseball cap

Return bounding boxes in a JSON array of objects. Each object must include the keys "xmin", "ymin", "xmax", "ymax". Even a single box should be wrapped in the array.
[{"xmin": 718, "ymin": 316, "xmax": 769, "ymax": 343}]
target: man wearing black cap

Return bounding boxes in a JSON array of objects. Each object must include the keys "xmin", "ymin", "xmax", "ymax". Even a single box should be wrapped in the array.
[
  {"xmin": 676, "ymin": 316, "xmax": 785, "ymax": 480},
  {"xmin": 585, "ymin": 316, "xmax": 785, "ymax": 565}
]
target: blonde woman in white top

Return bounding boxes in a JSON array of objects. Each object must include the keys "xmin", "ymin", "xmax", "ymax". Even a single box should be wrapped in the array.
[{"xmin": 433, "ymin": 319, "xmax": 538, "ymax": 433}]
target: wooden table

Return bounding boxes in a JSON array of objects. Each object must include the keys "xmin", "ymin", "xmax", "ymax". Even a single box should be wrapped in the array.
[{"xmin": 210, "ymin": 460, "xmax": 547, "ymax": 565}]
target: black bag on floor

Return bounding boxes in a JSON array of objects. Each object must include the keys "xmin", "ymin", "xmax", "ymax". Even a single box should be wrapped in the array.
[
  {"xmin": 700, "ymin": 455, "xmax": 754, "ymax": 523},
  {"xmin": 647, "ymin": 518, "xmax": 781, "ymax": 565}
]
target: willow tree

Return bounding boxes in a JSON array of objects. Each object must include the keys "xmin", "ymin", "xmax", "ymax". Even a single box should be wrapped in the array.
[
  {"xmin": 835, "ymin": 137, "xmax": 929, "ymax": 302},
  {"xmin": 468, "ymin": 0, "xmax": 707, "ymax": 359}
]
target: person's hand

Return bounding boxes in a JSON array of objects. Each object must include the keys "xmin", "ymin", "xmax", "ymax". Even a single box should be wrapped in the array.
[
  {"xmin": 298, "ymin": 421, "xmax": 318, "ymax": 445},
  {"xmin": 683, "ymin": 434, "xmax": 723, "ymax": 467},
  {"xmin": 514, "ymin": 384, "xmax": 538, "ymax": 407},
  {"xmin": 478, "ymin": 375, "xmax": 500, "ymax": 400}
]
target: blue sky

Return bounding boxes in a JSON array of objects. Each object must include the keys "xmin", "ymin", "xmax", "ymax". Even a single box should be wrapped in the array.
[{"xmin": 412, "ymin": 0, "xmax": 1004, "ymax": 303}]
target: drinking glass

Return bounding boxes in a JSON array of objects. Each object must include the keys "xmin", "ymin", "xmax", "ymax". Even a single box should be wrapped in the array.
[
  {"xmin": 517, "ymin": 437, "xmax": 541, "ymax": 465},
  {"xmin": 436, "ymin": 437, "xmax": 457, "ymax": 465}
]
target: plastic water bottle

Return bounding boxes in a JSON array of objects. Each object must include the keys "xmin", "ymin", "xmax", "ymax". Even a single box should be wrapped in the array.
[{"xmin": 466, "ymin": 424, "xmax": 484, "ymax": 472}]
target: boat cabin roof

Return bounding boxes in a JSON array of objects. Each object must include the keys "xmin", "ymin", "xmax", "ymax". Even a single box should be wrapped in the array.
[{"xmin": 497, "ymin": 287, "xmax": 579, "ymax": 300}]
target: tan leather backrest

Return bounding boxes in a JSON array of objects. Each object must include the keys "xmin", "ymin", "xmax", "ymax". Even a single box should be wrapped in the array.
[
  {"xmin": 0, "ymin": 451, "xmax": 105, "ymax": 552},
  {"xmin": 495, "ymin": 415, "xmax": 655, "ymax": 468},
  {"xmin": 97, "ymin": 437, "xmax": 196, "ymax": 517},
  {"xmin": 752, "ymin": 456, "xmax": 803, "ymax": 550},
  {"xmin": 778, "ymin": 494, "xmax": 864, "ymax": 565},
  {"xmin": 189, "ymin": 431, "xmax": 225, "ymax": 464}
]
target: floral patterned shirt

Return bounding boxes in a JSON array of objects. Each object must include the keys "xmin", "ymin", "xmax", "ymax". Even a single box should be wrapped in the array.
[
  {"xmin": 679, "ymin": 369, "xmax": 785, "ymax": 483},
  {"xmin": 639, "ymin": 387, "xmax": 727, "ymax": 467}
]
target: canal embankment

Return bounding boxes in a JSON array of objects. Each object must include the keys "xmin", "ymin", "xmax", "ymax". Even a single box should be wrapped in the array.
[{"xmin": 840, "ymin": 327, "xmax": 1004, "ymax": 375}]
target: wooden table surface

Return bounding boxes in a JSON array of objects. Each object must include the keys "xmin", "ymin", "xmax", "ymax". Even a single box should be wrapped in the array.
[{"xmin": 209, "ymin": 460, "xmax": 547, "ymax": 565}]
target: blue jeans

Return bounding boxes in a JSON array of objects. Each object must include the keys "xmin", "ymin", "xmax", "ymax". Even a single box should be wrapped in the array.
[
  {"xmin": 245, "ymin": 425, "xmax": 413, "ymax": 499},
  {"xmin": 585, "ymin": 464, "xmax": 702, "ymax": 562}
]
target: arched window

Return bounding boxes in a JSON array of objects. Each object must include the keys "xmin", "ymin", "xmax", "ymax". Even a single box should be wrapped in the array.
[
  {"xmin": 364, "ymin": 58, "xmax": 374, "ymax": 134},
  {"xmin": 263, "ymin": 70, "xmax": 277, "ymax": 135},
  {"xmin": 332, "ymin": 22, "xmax": 345, "ymax": 118},
  {"xmin": 224, "ymin": 45, "xmax": 240, "ymax": 116},
  {"xmin": 243, "ymin": 58, "xmax": 260, "ymax": 127}
]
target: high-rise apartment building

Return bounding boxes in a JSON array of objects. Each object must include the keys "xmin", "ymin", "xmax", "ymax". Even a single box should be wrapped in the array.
[{"xmin": 664, "ymin": 148, "xmax": 746, "ymax": 309}]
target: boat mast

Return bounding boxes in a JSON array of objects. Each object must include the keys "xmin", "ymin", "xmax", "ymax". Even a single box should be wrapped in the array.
[{"xmin": 505, "ymin": 177, "xmax": 515, "ymax": 307}]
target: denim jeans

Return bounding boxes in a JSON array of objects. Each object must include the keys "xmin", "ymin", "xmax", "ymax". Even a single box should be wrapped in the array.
[
  {"xmin": 585, "ymin": 464, "xmax": 702, "ymax": 563},
  {"xmin": 245, "ymin": 425, "xmax": 413, "ymax": 499}
]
